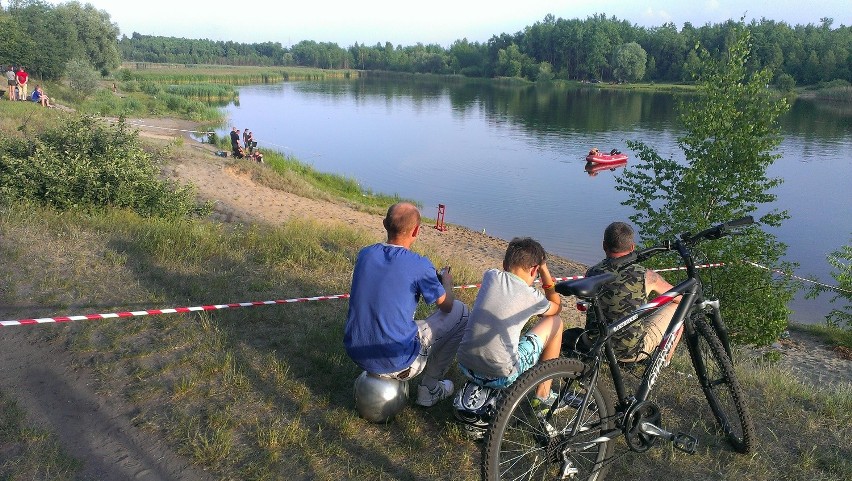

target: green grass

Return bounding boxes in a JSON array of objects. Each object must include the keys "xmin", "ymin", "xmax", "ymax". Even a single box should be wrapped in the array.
[
  {"xmin": 0, "ymin": 390, "xmax": 82, "ymax": 480},
  {"xmin": 165, "ymin": 83, "xmax": 239, "ymax": 102},
  {"xmin": 230, "ymin": 150, "xmax": 405, "ymax": 214},
  {"xmin": 2, "ymin": 200, "xmax": 851, "ymax": 481},
  {"xmin": 790, "ymin": 322, "xmax": 852, "ymax": 350},
  {"xmin": 597, "ymin": 81, "xmax": 698, "ymax": 93},
  {"xmin": 122, "ymin": 63, "xmax": 359, "ymax": 85},
  {"xmin": 0, "ymin": 99, "xmax": 67, "ymax": 138},
  {"xmin": 74, "ymin": 87, "xmax": 225, "ymax": 122},
  {"xmin": 1, "ymin": 74, "xmax": 850, "ymax": 481},
  {"xmin": 0, "ymin": 204, "xmax": 481, "ymax": 480}
]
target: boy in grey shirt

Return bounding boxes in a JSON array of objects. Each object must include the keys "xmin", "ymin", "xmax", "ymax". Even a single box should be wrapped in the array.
[{"xmin": 457, "ymin": 237, "xmax": 563, "ymax": 405}]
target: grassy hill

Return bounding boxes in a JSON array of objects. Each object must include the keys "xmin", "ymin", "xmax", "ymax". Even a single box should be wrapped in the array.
[{"xmin": 1, "ymin": 101, "xmax": 850, "ymax": 481}]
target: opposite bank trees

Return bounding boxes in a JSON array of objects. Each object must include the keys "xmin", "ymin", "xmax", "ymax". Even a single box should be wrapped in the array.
[{"xmin": 617, "ymin": 25, "xmax": 795, "ymax": 345}]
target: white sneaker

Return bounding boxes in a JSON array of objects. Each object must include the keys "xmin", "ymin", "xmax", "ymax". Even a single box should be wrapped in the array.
[{"xmin": 416, "ymin": 380, "xmax": 454, "ymax": 407}]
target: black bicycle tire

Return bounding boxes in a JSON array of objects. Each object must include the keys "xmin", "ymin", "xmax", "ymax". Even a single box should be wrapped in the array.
[
  {"xmin": 688, "ymin": 314, "xmax": 756, "ymax": 453},
  {"xmin": 482, "ymin": 358, "xmax": 616, "ymax": 481}
]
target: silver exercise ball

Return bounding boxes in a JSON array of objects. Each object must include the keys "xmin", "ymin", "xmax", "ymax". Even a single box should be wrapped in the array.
[{"xmin": 353, "ymin": 371, "xmax": 409, "ymax": 423}]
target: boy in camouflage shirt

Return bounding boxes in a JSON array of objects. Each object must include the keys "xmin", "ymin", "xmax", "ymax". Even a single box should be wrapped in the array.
[{"xmin": 585, "ymin": 222, "xmax": 681, "ymax": 361}]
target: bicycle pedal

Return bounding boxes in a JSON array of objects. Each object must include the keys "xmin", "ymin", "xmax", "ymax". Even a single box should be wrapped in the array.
[{"xmin": 673, "ymin": 433, "xmax": 698, "ymax": 454}]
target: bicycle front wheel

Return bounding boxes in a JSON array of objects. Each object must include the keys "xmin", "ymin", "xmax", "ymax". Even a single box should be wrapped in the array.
[
  {"xmin": 482, "ymin": 358, "xmax": 615, "ymax": 481},
  {"xmin": 688, "ymin": 314, "xmax": 756, "ymax": 453}
]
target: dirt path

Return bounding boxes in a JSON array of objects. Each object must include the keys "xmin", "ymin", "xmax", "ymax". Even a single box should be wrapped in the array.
[
  {"xmin": 1, "ymin": 116, "xmax": 849, "ymax": 481},
  {"xmin": 0, "ymin": 330, "xmax": 212, "ymax": 481}
]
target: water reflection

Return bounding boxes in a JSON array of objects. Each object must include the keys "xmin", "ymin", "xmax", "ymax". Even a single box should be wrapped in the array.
[{"xmin": 585, "ymin": 160, "xmax": 628, "ymax": 177}]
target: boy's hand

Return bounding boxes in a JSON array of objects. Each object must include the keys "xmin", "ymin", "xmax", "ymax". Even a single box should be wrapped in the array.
[{"xmin": 437, "ymin": 266, "xmax": 452, "ymax": 286}]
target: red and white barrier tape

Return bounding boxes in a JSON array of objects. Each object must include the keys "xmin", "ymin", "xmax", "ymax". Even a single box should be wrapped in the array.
[
  {"xmin": 0, "ymin": 294, "xmax": 349, "ymax": 327},
  {"xmin": 11, "ymin": 261, "xmax": 825, "ymax": 328},
  {"xmin": 744, "ymin": 260, "xmax": 852, "ymax": 294},
  {"xmin": 655, "ymin": 262, "xmax": 725, "ymax": 273}
]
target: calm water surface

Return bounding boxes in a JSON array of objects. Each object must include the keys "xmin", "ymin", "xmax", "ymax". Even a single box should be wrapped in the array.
[{"xmin": 219, "ymin": 79, "xmax": 852, "ymax": 324}]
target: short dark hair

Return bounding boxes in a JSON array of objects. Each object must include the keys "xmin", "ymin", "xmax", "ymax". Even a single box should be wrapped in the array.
[
  {"xmin": 503, "ymin": 237, "xmax": 546, "ymax": 270},
  {"xmin": 383, "ymin": 202, "xmax": 420, "ymax": 239},
  {"xmin": 603, "ymin": 222, "xmax": 634, "ymax": 253}
]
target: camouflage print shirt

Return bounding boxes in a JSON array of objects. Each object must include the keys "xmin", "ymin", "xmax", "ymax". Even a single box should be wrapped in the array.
[{"xmin": 585, "ymin": 253, "xmax": 648, "ymax": 359}]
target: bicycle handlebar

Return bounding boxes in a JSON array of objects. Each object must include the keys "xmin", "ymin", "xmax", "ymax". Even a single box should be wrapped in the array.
[
  {"xmin": 633, "ymin": 216, "xmax": 754, "ymax": 263},
  {"xmin": 681, "ymin": 216, "xmax": 754, "ymax": 244}
]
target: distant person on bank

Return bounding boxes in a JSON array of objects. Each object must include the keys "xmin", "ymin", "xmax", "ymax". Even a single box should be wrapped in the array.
[
  {"xmin": 230, "ymin": 127, "xmax": 241, "ymax": 149},
  {"xmin": 31, "ymin": 85, "xmax": 51, "ymax": 107},
  {"xmin": 15, "ymin": 66, "xmax": 28, "ymax": 100},
  {"xmin": 5, "ymin": 66, "xmax": 16, "ymax": 101}
]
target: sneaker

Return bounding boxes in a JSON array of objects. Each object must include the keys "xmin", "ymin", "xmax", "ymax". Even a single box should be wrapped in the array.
[
  {"xmin": 416, "ymin": 380, "xmax": 454, "ymax": 407},
  {"xmin": 531, "ymin": 391, "xmax": 587, "ymax": 413},
  {"xmin": 530, "ymin": 391, "xmax": 562, "ymax": 413},
  {"xmin": 560, "ymin": 393, "xmax": 586, "ymax": 409}
]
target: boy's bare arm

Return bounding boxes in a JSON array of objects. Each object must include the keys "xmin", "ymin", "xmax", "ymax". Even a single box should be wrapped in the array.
[{"xmin": 539, "ymin": 262, "xmax": 562, "ymax": 315}]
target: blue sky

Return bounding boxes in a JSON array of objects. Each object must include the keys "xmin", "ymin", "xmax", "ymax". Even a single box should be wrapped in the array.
[{"xmin": 61, "ymin": 0, "xmax": 851, "ymax": 47}]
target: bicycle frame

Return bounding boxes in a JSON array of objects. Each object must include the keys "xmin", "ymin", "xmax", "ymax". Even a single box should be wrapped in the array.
[
  {"xmin": 566, "ymin": 239, "xmax": 718, "ymax": 435},
  {"xmin": 485, "ymin": 218, "xmax": 756, "ymax": 480}
]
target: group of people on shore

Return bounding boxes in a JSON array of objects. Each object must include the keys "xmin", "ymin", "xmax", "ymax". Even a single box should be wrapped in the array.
[
  {"xmin": 344, "ymin": 202, "xmax": 678, "ymax": 417},
  {"xmin": 4, "ymin": 65, "xmax": 50, "ymax": 107},
  {"xmin": 229, "ymin": 126, "xmax": 263, "ymax": 162}
]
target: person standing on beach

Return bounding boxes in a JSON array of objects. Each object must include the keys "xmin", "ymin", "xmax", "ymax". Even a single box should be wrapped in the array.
[
  {"xmin": 5, "ymin": 66, "xmax": 16, "ymax": 101},
  {"xmin": 230, "ymin": 127, "xmax": 240, "ymax": 148},
  {"xmin": 344, "ymin": 202, "xmax": 470, "ymax": 407},
  {"xmin": 230, "ymin": 127, "xmax": 243, "ymax": 157},
  {"xmin": 15, "ymin": 66, "xmax": 28, "ymax": 101},
  {"xmin": 245, "ymin": 130, "xmax": 255, "ymax": 154}
]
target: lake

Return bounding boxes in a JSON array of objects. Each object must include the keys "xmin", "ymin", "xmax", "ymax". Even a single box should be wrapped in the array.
[{"xmin": 218, "ymin": 78, "xmax": 852, "ymax": 324}]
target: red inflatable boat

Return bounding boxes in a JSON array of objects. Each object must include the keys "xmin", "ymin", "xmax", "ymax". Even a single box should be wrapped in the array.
[{"xmin": 586, "ymin": 148, "xmax": 628, "ymax": 164}]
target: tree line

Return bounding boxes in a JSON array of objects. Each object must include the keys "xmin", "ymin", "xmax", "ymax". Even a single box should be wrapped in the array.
[
  {"xmin": 119, "ymin": 14, "xmax": 851, "ymax": 88},
  {"xmin": 1, "ymin": 2, "xmax": 850, "ymax": 89},
  {"xmin": 0, "ymin": 1, "xmax": 121, "ymax": 80}
]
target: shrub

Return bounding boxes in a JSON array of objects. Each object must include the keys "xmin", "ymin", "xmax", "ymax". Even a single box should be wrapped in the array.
[
  {"xmin": 0, "ymin": 114, "xmax": 209, "ymax": 218},
  {"xmin": 140, "ymin": 81, "xmax": 162, "ymax": 95},
  {"xmin": 65, "ymin": 58, "xmax": 101, "ymax": 98},
  {"xmin": 121, "ymin": 80, "xmax": 140, "ymax": 92},
  {"xmin": 776, "ymin": 73, "xmax": 796, "ymax": 93},
  {"xmin": 808, "ymin": 240, "xmax": 852, "ymax": 329}
]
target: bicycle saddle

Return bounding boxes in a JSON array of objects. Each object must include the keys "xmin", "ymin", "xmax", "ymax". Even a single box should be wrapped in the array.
[{"xmin": 555, "ymin": 272, "xmax": 615, "ymax": 299}]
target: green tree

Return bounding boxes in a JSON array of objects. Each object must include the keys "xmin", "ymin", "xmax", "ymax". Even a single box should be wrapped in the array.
[
  {"xmin": 496, "ymin": 44, "xmax": 529, "ymax": 78},
  {"xmin": 55, "ymin": 1, "xmax": 121, "ymax": 75},
  {"xmin": 448, "ymin": 38, "xmax": 486, "ymax": 77},
  {"xmin": 616, "ymin": 25, "xmax": 795, "ymax": 345},
  {"xmin": 536, "ymin": 61, "xmax": 554, "ymax": 81},
  {"xmin": 776, "ymin": 72, "xmax": 796, "ymax": 92},
  {"xmin": 807, "ymin": 240, "xmax": 852, "ymax": 329},
  {"xmin": 613, "ymin": 42, "xmax": 647, "ymax": 82},
  {"xmin": 65, "ymin": 57, "xmax": 100, "ymax": 97}
]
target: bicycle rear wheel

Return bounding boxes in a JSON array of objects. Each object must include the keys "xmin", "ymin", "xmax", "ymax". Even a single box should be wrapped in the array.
[
  {"xmin": 482, "ymin": 358, "xmax": 615, "ymax": 481},
  {"xmin": 687, "ymin": 314, "xmax": 756, "ymax": 453}
]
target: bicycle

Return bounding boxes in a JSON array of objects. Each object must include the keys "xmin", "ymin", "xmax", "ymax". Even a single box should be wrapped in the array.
[{"xmin": 482, "ymin": 217, "xmax": 757, "ymax": 481}]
